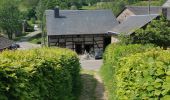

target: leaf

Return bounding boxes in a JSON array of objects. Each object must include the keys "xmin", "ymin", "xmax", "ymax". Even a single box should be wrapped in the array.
[
  {"xmin": 155, "ymin": 78, "xmax": 163, "ymax": 83},
  {"xmin": 156, "ymin": 69, "xmax": 165, "ymax": 76},
  {"xmin": 166, "ymin": 71, "xmax": 170, "ymax": 75},
  {"xmin": 154, "ymin": 90, "xmax": 161, "ymax": 96},
  {"xmin": 161, "ymin": 95, "xmax": 170, "ymax": 100},
  {"xmin": 161, "ymin": 89, "xmax": 169, "ymax": 96},
  {"xmin": 154, "ymin": 82, "xmax": 162, "ymax": 88},
  {"xmin": 147, "ymin": 86, "xmax": 154, "ymax": 91}
]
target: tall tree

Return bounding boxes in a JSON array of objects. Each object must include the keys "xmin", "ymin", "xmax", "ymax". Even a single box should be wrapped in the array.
[{"xmin": 0, "ymin": 0, "xmax": 22, "ymax": 39}]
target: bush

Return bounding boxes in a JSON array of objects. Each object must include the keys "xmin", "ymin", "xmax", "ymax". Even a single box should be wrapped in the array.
[
  {"xmin": 115, "ymin": 49, "xmax": 170, "ymax": 99},
  {"xmin": 100, "ymin": 44, "xmax": 154, "ymax": 100},
  {"xmin": 0, "ymin": 48, "xmax": 81, "ymax": 100}
]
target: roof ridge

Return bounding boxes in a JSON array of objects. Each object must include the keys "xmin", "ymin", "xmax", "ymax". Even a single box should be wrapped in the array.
[
  {"xmin": 126, "ymin": 6, "xmax": 161, "ymax": 7},
  {"xmin": 130, "ymin": 14, "xmax": 159, "ymax": 16}
]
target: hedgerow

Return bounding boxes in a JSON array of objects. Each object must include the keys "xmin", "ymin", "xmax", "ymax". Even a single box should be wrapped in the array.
[
  {"xmin": 100, "ymin": 44, "xmax": 154, "ymax": 100},
  {"xmin": 116, "ymin": 49, "xmax": 170, "ymax": 99},
  {"xmin": 0, "ymin": 47, "xmax": 81, "ymax": 100}
]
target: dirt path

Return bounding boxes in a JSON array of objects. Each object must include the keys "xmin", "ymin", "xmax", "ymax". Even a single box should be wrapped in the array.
[
  {"xmin": 79, "ymin": 70, "xmax": 107, "ymax": 100},
  {"xmin": 94, "ymin": 73, "xmax": 108, "ymax": 100}
]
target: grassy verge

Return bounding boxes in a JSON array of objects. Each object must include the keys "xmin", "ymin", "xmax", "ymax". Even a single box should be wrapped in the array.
[
  {"xmin": 28, "ymin": 33, "xmax": 42, "ymax": 44},
  {"xmin": 99, "ymin": 64, "xmax": 115, "ymax": 100}
]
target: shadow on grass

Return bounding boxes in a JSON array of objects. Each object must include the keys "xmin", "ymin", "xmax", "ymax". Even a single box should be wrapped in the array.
[{"xmin": 79, "ymin": 73, "xmax": 106, "ymax": 100}]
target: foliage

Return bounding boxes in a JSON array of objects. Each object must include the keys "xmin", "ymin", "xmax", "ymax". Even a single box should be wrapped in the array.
[
  {"xmin": 0, "ymin": 48, "xmax": 81, "ymax": 100},
  {"xmin": 131, "ymin": 0, "xmax": 166, "ymax": 6},
  {"xmin": 115, "ymin": 48, "xmax": 170, "ymax": 99},
  {"xmin": 100, "ymin": 44, "xmax": 154, "ymax": 100},
  {"xmin": 132, "ymin": 16, "xmax": 170, "ymax": 49},
  {"xmin": 0, "ymin": 0, "xmax": 22, "ymax": 39},
  {"xmin": 96, "ymin": 0, "xmax": 126, "ymax": 16},
  {"xmin": 89, "ymin": 0, "xmax": 165, "ymax": 16}
]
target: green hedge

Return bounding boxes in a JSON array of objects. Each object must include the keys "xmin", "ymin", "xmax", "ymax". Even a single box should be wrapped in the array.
[
  {"xmin": 116, "ymin": 49, "xmax": 170, "ymax": 99},
  {"xmin": 100, "ymin": 44, "xmax": 154, "ymax": 100},
  {"xmin": 0, "ymin": 48, "xmax": 80, "ymax": 100}
]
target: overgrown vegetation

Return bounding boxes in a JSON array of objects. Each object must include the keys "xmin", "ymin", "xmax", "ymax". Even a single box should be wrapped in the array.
[
  {"xmin": 0, "ymin": 0, "xmax": 166, "ymax": 40},
  {"xmin": 115, "ymin": 48, "xmax": 170, "ymax": 99},
  {"xmin": 0, "ymin": 48, "xmax": 81, "ymax": 100},
  {"xmin": 120, "ymin": 16, "xmax": 170, "ymax": 49},
  {"xmin": 82, "ymin": 0, "xmax": 166, "ymax": 16},
  {"xmin": 100, "ymin": 44, "xmax": 170, "ymax": 99}
]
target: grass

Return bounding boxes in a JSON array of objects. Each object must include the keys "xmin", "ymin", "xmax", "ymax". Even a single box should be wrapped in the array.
[
  {"xmin": 131, "ymin": 0, "xmax": 166, "ymax": 6},
  {"xmin": 28, "ymin": 33, "xmax": 42, "ymax": 44},
  {"xmin": 79, "ymin": 69, "xmax": 97, "ymax": 100},
  {"xmin": 12, "ymin": 32, "xmax": 28, "ymax": 41},
  {"xmin": 99, "ymin": 64, "xmax": 115, "ymax": 100},
  {"xmin": 80, "ymin": 6, "xmax": 97, "ymax": 10}
]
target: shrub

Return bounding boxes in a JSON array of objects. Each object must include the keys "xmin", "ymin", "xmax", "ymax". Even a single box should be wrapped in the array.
[
  {"xmin": 100, "ymin": 44, "xmax": 154, "ymax": 100},
  {"xmin": 115, "ymin": 49, "xmax": 170, "ymax": 99},
  {"xmin": 0, "ymin": 47, "xmax": 80, "ymax": 100}
]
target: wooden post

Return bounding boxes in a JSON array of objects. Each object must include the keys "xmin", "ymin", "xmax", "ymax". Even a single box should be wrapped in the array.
[
  {"xmin": 65, "ymin": 36, "xmax": 66, "ymax": 48},
  {"xmin": 93, "ymin": 34, "xmax": 94, "ymax": 52}
]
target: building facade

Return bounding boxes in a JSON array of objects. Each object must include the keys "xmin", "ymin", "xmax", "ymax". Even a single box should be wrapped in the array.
[{"xmin": 46, "ymin": 9, "xmax": 118, "ymax": 54}]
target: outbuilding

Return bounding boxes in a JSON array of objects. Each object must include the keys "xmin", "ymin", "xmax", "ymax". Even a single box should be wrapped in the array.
[{"xmin": 46, "ymin": 8, "xmax": 118, "ymax": 54}]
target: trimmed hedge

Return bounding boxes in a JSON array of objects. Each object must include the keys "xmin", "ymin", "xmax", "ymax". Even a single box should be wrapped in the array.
[
  {"xmin": 0, "ymin": 48, "xmax": 81, "ymax": 100},
  {"xmin": 116, "ymin": 49, "xmax": 170, "ymax": 99},
  {"xmin": 100, "ymin": 44, "xmax": 154, "ymax": 100}
]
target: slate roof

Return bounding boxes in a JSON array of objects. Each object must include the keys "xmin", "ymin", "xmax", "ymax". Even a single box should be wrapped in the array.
[
  {"xmin": 163, "ymin": 0, "xmax": 170, "ymax": 7},
  {"xmin": 0, "ymin": 36, "xmax": 13, "ymax": 50},
  {"xmin": 110, "ymin": 14, "xmax": 159, "ymax": 35},
  {"xmin": 162, "ymin": 0, "xmax": 170, "ymax": 20},
  {"xmin": 126, "ymin": 6, "xmax": 162, "ymax": 15},
  {"xmin": 166, "ymin": 8, "xmax": 170, "ymax": 20},
  {"xmin": 46, "ymin": 10, "xmax": 119, "ymax": 35}
]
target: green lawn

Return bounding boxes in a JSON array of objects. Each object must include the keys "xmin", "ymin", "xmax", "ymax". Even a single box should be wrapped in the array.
[
  {"xmin": 28, "ymin": 33, "xmax": 42, "ymax": 44},
  {"xmin": 131, "ymin": 0, "xmax": 165, "ymax": 6},
  {"xmin": 80, "ymin": 6, "xmax": 97, "ymax": 10}
]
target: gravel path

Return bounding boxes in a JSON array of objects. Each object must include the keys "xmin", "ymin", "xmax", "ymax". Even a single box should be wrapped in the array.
[{"xmin": 80, "ymin": 60, "xmax": 103, "ymax": 71}]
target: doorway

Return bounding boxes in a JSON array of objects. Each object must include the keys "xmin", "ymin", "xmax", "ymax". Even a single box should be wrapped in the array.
[
  {"xmin": 104, "ymin": 36, "xmax": 111, "ymax": 50},
  {"xmin": 84, "ymin": 44, "xmax": 93, "ymax": 53},
  {"xmin": 75, "ymin": 44, "xmax": 82, "ymax": 54}
]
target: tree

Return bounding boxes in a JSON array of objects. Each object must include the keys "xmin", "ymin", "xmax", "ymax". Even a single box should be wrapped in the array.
[
  {"xmin": 0, "ymin": 0, "xmax": 22, "ymax": 39},
  {"xmin": 132, "ymin": 16, "xmax": 170, "ymax": 49}
]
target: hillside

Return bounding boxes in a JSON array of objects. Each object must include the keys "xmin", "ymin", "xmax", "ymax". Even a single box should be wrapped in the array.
[{"xmin": 81, "ymin": 0, "xmax": 166, "ymax": 16}]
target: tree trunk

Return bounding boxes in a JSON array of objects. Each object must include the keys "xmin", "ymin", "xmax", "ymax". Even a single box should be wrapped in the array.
[{"xmin": 7, "ymin": 31, "xmax": 13, "ymax": 39}]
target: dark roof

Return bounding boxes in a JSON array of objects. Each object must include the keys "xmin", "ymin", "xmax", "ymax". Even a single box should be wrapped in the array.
[
  {"xmin": 126, "ymin": 6, "xmax": 162, "ymax": 15},
  {"xmin": 110, "ymin": 14, "xmax": 159, "ymax": 35},
  {"xmin": 0, "ymin": 36, "xmax": 13, "ymax": 50},
  {"xmin": 163, "ymin": 0, "xmax": 170, "ymax": 7},
  {"xmin": 46, "ymin": 10, "xmax": 119, "ymax": 35},
  {"xmin": 162, "ymin": 0, "xmax": 170, "ymax": 20},
  {"xmin": 167, "ymin": 8, "xmax": 170, "ymax": 20}
]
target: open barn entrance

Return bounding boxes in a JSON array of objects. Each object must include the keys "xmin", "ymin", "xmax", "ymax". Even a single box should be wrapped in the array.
[
  {"xmin": 75, "ymin": 43, "xmax": 82, "ymax": 54},
  {"xmin": 103, "ymin": 36, "xmax": 111, "ymax": 50},
  {"xmin": 84, "ymin": 44, "xmax": 93, "ymax": 53}
]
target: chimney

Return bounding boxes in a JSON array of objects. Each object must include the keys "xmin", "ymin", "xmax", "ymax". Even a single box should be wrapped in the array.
[
  {"xmin": 54, "ymin": 7, "xmax": 59, "ymax": 18},
  {"xmin": 162, "ymin": 8, "xmax": 167, "ymax": 18}
]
